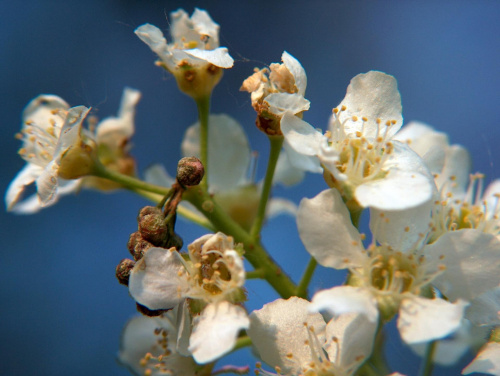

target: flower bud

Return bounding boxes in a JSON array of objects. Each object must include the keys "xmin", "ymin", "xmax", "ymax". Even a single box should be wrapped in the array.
[
  {"xmin": 138, "ymin": 212, "xmax": 168, "ymax": 246},
  {"xmin": 116, "ymin": 258, "xmax": 135, "ymax": 286},
  {"xmin": 127, "ymin": 231, "xmax": 154, "ymax": 261},
  {"xmin": 176, "ymin": 156, "xmax": 205, "ymax": 187}
]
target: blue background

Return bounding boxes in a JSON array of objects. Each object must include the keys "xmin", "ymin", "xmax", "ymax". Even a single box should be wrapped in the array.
[{"xmin": 1, "ymin": 1, "xmax": 499, "ymax": 375}]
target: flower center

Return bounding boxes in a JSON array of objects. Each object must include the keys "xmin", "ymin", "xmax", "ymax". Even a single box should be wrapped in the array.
[
  {"xmin": 138, "ymin": 326, "xmax": 175, "ymax": 376},
  {"xmin": 430, "ymin": 173, "xmax": 500, "ymax": 242}
]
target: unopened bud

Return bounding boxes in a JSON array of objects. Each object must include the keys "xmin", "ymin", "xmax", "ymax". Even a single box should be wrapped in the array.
[
  {"xmin": 136, "ymin": 303, "xmax": 168, "ymax": 317},
  {"xmin": 177, "ymin": 157, "xmax": 205, "ymax": 186},
  {"xmin": 137, "ymin": 206, "xmax": 162, "ymax": 221},
  {"xmin": 138, "ymin": 213, "xmax": 168, "ymax": 246},
  {"xmin": 127, "ymin": 231, "xmax": 154, "ymax": 260},
  {"xmin": 116, "ymin": 258, "xmax": 135, "ymax": 286}
]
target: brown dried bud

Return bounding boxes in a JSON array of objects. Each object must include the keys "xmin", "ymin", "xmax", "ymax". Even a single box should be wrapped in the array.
[
  {"xmin": 137, "ymin": 206, "xmax": 162, "ymax": 222},
  {"xmin": 115, "ymin": 258, "xmax": 135, "ymax": 286},
  {"xmin": 176, "ymin": 156, "xmax": 205, "ymax": 187},
  {"xmin": 138, "ymin": 213, "xmax": 168, "ymax": 246},
  {"xmin": 127, "ymin": 231, "xmax": 142, "ymax": 257},
  {"xmin": 136, "ymin": 303, "xmax": 168, "ymax": 317}
]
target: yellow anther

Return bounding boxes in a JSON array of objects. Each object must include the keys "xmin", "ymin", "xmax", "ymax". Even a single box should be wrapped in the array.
[
  {"xmin": 341, "ymin": 105, "xmax": 346, "ymax": 111},
  {"xmin": 352, "ymin": 115, "xmax": 358, "ymax": 121},
  {"xmin": 362, "ymin": 116, "xmax": 368, "ymax": 122}
]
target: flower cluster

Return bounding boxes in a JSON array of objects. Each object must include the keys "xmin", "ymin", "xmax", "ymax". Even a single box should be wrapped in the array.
[{"xmin": 7, "ymin": 7, "xmax": 500, "ymax": 376}]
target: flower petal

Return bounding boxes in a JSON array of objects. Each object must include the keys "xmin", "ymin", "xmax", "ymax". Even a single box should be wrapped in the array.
[
  {"xmin": 129, "ymin": 248, "xmax": 189, "ymax": 310},
  {"xmin": 5, "ymin": 164, "xmax": 42, "ymax": 212},
  {"xmin": 297, "ymin": 189, "xmax": 366, "ymax": 269},
  {"xmin": 281, "ymin": 112, "xmax": 324, "ymax": 173},
  {"xmin": 325, "ymin": 312, "xmax": 377, "ymax": 370},
  {"xmin": 309, "ymin": 286, "xmax": 379, "ymax": 323},
  {"xmin": 134, "ymin": 24, "xmax": 171, "ymax": 63},
  {"xmin": 264, "ymin": 93, "xmax": 310, "ymax": 116},
  {"xmin": 462, "ymin": 342, "xmax": 500, "ymax": 375},
  {"xmin": 273, "ymin": 150, "xmax": 305, "ymax": 187},
  {"xmin": 188, "ymin": 301, "xmax": 249, "ymax": 364},
  {"xmin": 184, "ymin": 48, "xmax": 234, "ymax": 68},
  {"xmin": 335, "ymin": 71, "xmax": 403, "ymax": 139},
  {"xmin": 181, "ymin": 114, "xmax": 250, "ymax": 192},
  {"xmin": 248, "ymin": 297, "xmax": 326, "ymax": 374},
  {"xmin": 466, "ymin": 286, "xmax": 500, "ymax": 327},
  {"xmin": 267, "ymin": 198, "xmax": 298, "ymax": 218},
  {"xmin": 282, "ymin": 51, "xmax": 307, "ymax": 95},
  {"xmin": 425, "ymin": 229, "xmax": 500, "ymax": 302},
  {"xmin": 144, "ymin": 164, "xmax": 176, "ymax": 188},
  {"xmin": 397, "ymin": 297, "xmax": 468, "ymax": 344}
]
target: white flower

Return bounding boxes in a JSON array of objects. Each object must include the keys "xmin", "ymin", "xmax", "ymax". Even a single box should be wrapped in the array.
[
  {"xmin": 299, "ymin": 188, "xmax": 500, "ymax": 344},
  {"xmin": 118, "ymin": 305, "xmax": 197, "ymax": 376},
  {"xmin": 5, "ymin": 95, "xmax": 90, "ymax": 213},
  {"xmin": 135, "ymin": 8, "xmax": 233, "ymax": 70},
  {"xmin": 282, "ymin": 71, "xmax": 434, "ymax": 212},
  {"xmin": 240, "ymin": 51, "xmax": 310, "ymax": 121},
  {"xmin": 248, "ymin": 297, "xmax": 377, "ymax": 376},
  {"xmin": 462, "ymin": 342, "xmax": 500, "ymax": 375},
  {"xmin": 128, "ymin": 232, "xmax": 249, "ymax": 364},
  {"xmin": 145, "ymin": 114, "xmax": 302, "ymax": 229}
]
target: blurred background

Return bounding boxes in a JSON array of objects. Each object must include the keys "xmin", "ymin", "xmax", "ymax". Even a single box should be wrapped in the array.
[{"xmin": 1, "ymin": 0, "xmax": 499, "ymax": 375}]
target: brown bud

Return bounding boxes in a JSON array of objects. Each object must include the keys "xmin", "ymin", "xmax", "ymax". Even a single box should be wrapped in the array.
[
  {"xmin": 127, "ymin": 231, "xmax": 142, "ymax": 257},
  {"xmin": 137, "ymin": 206, "xmax": 162, "ymax": 222},
  {"xmin": 136, "ymin": 303, "xmax": 168, "ymax": 317},
  {"xmin": 115, "ymin": 258, "xmax": 135, "ymax": 286},
  {"xmin": 138, "ymin": 213, "xmax": 168, "ymax": 246},
  {"xmin": 176, "ymin": 157, "xmax": 205, "ymax": 187},
  {"xmin": 133, "ymin": 236, "xmax": 154, "ymax": 261}
]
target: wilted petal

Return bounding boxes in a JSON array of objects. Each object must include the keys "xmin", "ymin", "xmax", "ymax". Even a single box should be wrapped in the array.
[
  {"xmin": 184, "ymin": 48, "xmax": 234, "ymax": 68},
  {"xmin": 425, "ymin": 229, "xmax": 500, "ymax": 302},
  {"xmin": 5, "ymin": 164, "xmax": 43, "ymax": 212},
  {"xmin": 336, "ymin": 71, "xmax": 403, "ymax": 139},
  {"xmin": 188, "ymin": 301, "xmax": 249, "ymax": 364},
  {"xmin": 309, "ymin": 286, "xmax": 379, "ymax": 323},
  {"xmin": 264, "ymin": 93, "xmax": 310, "ymax": 116},
  {"xmin": 297, "ymin": 189, "xmax": 365, "ymax": 269},
  {"xmin": 282, "ymin": 51, "xmax": 307, "ymax": 95},
  {"xmin": 462, "ymin": 342, "xmax": 500, "ymax": 375},
  {"xmin": 129, "ymin": 248, "xmax": 189, "ymax": 310},
  {"xmin": 248, "ymin": 297, "xmax": 326, "ymax": 374},
  {"xmin": 181, "ymin": 114, "xmax": 250, "ymax": 192},
  {"xmin": 325, "ymin": 312, "xmax": 377, "ymax": 370},
  {"xmin": 397, "ymin": 297, "xmax": 468, "ymax": 344}
]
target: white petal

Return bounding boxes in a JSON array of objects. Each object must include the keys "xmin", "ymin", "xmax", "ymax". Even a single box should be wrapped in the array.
[
  {"xmin": 264, "ymin": 93, "xmax": 310, "ymax": 116},
  {"xmin": 435, "ymin": 145, "xmax": 472, "ymax": 195},
  {"xmin": 281, "ymin": 112, "xmax": 324, "ymax": 156},
  {"xmin": 462, "ymin": 342, "xmax": 500, "ymax": 375},
  {"xmin": 297, "ymin": 189, "xmax": 366, "ymax": 269},
  {"xmin": 181, "ymin": 114, "xmax": 250, "ymax": 192},
  {"xmin": 191, "ymin": 8, "xmax": 220, "ymax": 45},
  {"xmin": 369, "ymin": 200, "xmax": 432, "ymax": 253},
  {"xmin": 466, "ymin": 286, "xmax": 500, "ymax": 327},
  {"xmin": 55, "ymin": 105, "xmax": 90, "ymax": 154},
  {"xmin": 273, "ymin": 150, "xmax": 305, "ymax": 186},
  {"xmin": 184, "ymin": 48, "xmax": 234, "ymax": 68},
  {"xmin": 118, "ymin": 315, "xmax": 197, "ymax": 376},
  {"xmin": 22, "ymin": 94, "xmax": 69, "ymax": 128},
  {"xmin": 397, "ymin": 297, "xmax": 468, "ymax": 344},
  {"xmin": 425, "ymin": 229, "xmax": 500, "ymax": 301},
  {"xmin": 356, "ymin": 142, "xmax": 434, "ymax": 211},
  {"xmin": 248, "ymin": 297, "xmax": 326, "ymax": 374},
  {"xmin": 484, "ymin": 179, "xmax": 500, "ymax": 207},
  {"xmin": 188, "ymin": 302, "xmax": 249, "ymax": 364},
  {"xmin": 144, "ymin": 164, "xmax": 176, "ymax": 188},
  {"xmin": 172, "ymin": 301, "xmax": 192, "ymax": 357},
  {"xmin": 282, "ymin": 51, "xmax": 307, "ymax": 95},
  {"xmin": 325, "ymin": 312, "xmax": 377, "ymax": 370},
  {"xmin": 134, "ymin": 24, "xmax": 171, "ymax": 63},
  {"xmin": 309, "ymin": 286, "xmax": 379, "ymax": 323},
  {"xmin": 267, "ymin": 198, "xmax": 298, "ymax": 218},
  {"xmin": 336, "ymin": 71, "xmax": 403, "ymax": 139},
  {"xmin": 129, "ymin": 248, "xmax": 189, "ymax": 310},
  {"xmin": 36, "ymin": 160, "xmax": 59, "ymax": 205},
  {"xmin": 5, "ymin": 164, "xmax": 42, "ymax": 212},
  {"xmin": 283, "ymin": 140, "xmax": 322, "ymax": 173},
  {"xmin": 96, "ymin": 87, "xmax": 141, "ymax": 145}
]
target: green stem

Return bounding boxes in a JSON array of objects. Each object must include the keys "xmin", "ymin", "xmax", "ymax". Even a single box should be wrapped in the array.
[
  {"xmin": 250, "ymin": 135, "xmax": 283, "ymax": 239},
  {"xmin": 418, "ymin": 341, "xmax": 436, "ymax": 376},
  {"xmin": 296, "ymin": 257, "xmax": 317, "ymax": 298},
  {"xmin": 184, "ymin": 187, "xmax": 299, "ymax": 299},
  {"xmin": 232, "ymin": 335, "xmax": 252, "ymax": 353},
  {"xmin": 92, "ymin": 162, "xmax": 170, "ymax": 196},
  {"xmin": 246, "ymin": 269, "xmax": 266, "ymax": 279},
  {"xmin": 196, "ymin": 95, "xmax": 211, "ymax": 192}
]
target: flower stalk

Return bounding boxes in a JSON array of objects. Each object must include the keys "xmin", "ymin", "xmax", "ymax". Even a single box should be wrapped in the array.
[{"xmin": 196, "ymin": 95, "xmax": 211, "ymax": 191}]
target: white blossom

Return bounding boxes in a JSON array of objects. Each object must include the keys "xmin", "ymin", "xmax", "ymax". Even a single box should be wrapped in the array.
[
  {"xmin": 128, "ymin": 232, "xmax": 249, "ymax": 364},
  {"xmin": 300, "ymin": 189, "xmax": 500, "ymax": 344},
  {"xmin": 462, "ymin": 342, "xmax": 500, "ymax": 375},
  {"xmin": 118, "ymin": 305, "xmax": 196, "ymax": 376},
  {"xmin": 135, "ymin": 8, "xmax": 233, "ymax": 71},
  {"xmin": 282, "ymin": 71, "xmax": 434, "ymax": 212},
  {"xmin": 248, "ymin": 297, "xmax": 377, "ymax": 376}
]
